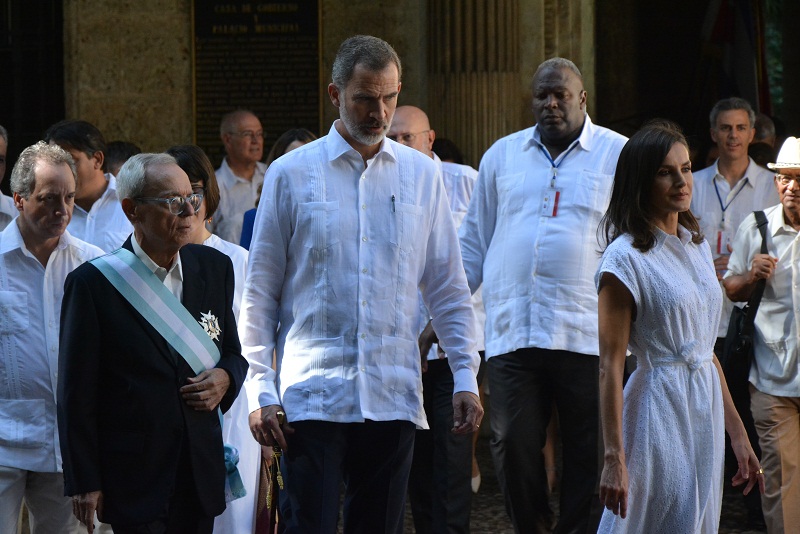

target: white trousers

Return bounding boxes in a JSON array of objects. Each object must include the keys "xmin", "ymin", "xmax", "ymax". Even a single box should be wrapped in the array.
[{"xmin": 0, "ymin": 466, "xmax": 79, "ymax": 534}]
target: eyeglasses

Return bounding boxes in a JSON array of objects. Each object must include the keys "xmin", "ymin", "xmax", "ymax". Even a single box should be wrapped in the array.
[
  {"xmin": 228, "ymin": 130, "xmax": 265, "ymax": 141},
  {"xmin": 776, "ymin": 174, "xmax": 800, "ymax": 186},
  {"xmin": 387, "ymin": 130, "xmax": 430, "ymax": 144},
  {"xmin": 135, "ymin": 193, "xmax": 204, "ymax": 215}
]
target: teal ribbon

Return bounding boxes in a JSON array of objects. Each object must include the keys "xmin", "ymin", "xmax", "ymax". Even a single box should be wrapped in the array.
[{"xmin": 223, "ymin": 444, "xmax": 247, "ymax": 502}]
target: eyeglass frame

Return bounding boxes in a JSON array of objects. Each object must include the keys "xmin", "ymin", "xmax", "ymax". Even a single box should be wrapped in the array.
[
  {"xmin": 134, "ymin": 193, "xmax": 204, "ymax": 215},
  {"xmin": 226, "ymin": 130, "xmax": 265, "ymax": 141},
  {"xmin": 775, "ymin": 173, "xmax": 800, "ymax": 186},
  {"xmin": 387, "ymin": 130, "xmax": 431, "ymax": 144}
]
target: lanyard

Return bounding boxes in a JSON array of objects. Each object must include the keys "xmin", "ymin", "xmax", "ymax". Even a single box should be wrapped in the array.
[
  {"xmin": 713, "ymin": 177, "xmax": 749, "ymax": 225},
  {"xmin": 538, "ymin": 141, "xmax": 579, "ymax": 187}
]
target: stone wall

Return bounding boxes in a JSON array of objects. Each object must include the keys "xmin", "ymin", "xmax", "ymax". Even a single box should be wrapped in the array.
[
  {"xmin": 62, "ymin": 0, "xmax": 595, "ymax": 161},
  {"xmin": 63, "ymin": 0, "xmax": 194, "ymax": 151}
]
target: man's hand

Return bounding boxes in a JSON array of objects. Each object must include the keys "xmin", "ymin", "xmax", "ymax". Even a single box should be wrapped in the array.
[
  {"xmin": 180, "ymin": 368, "xmax": 231, "ymax": 411},
  {"xmin": 73, "ymin": 491, "xmax": 103, "ymax": 533},
  {"xmin": 418, "ymin": 320, "xmax": 438, "ymax": 373},
  {"xmin": 452, "ymin": 391, "xmax": 483, "ymax": 435},
  {"xmin": 249, "ymin": 404, "xmax": 294, "ymax": 450},
  {"xmin": 749, "ymin": 253, "xmax": 778, "ymax": 282},
  {"xmin": 713, "ymin": 253, "xmax": 730, "ymax": 281}
]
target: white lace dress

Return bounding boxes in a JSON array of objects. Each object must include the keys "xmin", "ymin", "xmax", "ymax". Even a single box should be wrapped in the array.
[{"xmin": 596, "ymin": 226, "xmax": 725, "ymax": 533}]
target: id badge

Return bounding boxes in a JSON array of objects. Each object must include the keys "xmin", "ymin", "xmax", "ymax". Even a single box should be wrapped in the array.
[
  {"xmin": 541, "ymin": 188, "xmax": 562, "ymax": 217},
  {"xmin": 715, "ymin": 229, "xmax": 731, "ymax": 255}
]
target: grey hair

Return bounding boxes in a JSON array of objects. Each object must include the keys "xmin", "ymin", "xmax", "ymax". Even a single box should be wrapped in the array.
[
  {"xmin": 116, "ymin": 153, "xmax": 177, "ymax": 200},
  {"xmin": 0, "ymin": 124, "xmax": 7, "ymax": 145},
  {"xmin": 532, "ymin": 57, "xmax": 583, "ymax": 85},
  {"xmin": 219, "ymin": 109, "xmax": 259, "ymax": 137},
  {"xmin": 709, "ymin": 97, "xmax": 756, "ymax": 129},
  {"xmin": 10, "ymin": 141, "xmax": 77, "ymax": 199},
  {"xmin": 331, "ymin": 35, "xmax": 402, "ymax": 89}
]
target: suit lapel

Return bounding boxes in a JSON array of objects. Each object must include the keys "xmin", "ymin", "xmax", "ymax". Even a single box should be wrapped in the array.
[{"xmin": 180, "ymin": 245, "xmax": 206, "ymax": 321}]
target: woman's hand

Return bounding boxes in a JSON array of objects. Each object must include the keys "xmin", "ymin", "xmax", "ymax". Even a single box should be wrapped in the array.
[
  {"xmin": 599, "ymin": 455, "xmax": 629, "ymax": 518},
  {"xmin": 730, "ymin": 432, "xmax": 765, "ymax": 496}
]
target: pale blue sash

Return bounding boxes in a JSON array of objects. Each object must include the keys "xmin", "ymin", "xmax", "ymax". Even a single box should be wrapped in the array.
[{"xmin": 91, "ymin": 247, "xmax": 246, "ymax": 501}]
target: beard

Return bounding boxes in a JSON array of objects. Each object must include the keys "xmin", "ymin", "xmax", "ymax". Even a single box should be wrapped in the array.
[{"xmin": 339, "ymin": 104, "xmax": 388, "ymax": 146}]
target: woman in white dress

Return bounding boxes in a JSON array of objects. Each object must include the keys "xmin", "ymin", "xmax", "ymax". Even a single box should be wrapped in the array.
[
  {"xmin": 167, "ymin": 144, "xmax": 256, "ymax": 534},
  {"xmin": 596, "ymin": 121, "xmax": 764, "ymax": 533}
]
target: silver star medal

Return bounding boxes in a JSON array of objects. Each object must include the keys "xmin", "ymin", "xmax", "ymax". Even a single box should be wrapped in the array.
[{"xmin": 199, "ymin": 310, "xmax": 221, "ymax": 341}]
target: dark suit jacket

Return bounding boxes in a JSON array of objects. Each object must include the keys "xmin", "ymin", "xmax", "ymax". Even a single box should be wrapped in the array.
[{"xmin": 57, "ymin": 238, "xmax": 248, "ymax": 525}]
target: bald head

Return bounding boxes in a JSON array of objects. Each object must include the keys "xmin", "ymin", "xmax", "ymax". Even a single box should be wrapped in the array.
[{"xmin": 388, "ymin": 106, "xmax": 435, "ymax": 157}]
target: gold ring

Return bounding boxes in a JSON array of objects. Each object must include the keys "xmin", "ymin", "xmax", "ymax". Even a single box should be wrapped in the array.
[{"xmin": 757, "ymin": 468, "xmax": 764, "ymax": 475}]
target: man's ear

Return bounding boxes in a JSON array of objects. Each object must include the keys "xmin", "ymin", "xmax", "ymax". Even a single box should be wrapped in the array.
[
  {"xmin": 121, "ymin": 197, "xmax": 138, "ymax": 223},
  {"xmin": 12, "ymin": 192, "xmax": 24, "ymax": 212},
  {"xmin": 328, "ymin": 83, "xmax": 341, "ymax": 108},
  {"xmin": 92, "ymin": 151, "xmax": 104, "ymax": 171}
]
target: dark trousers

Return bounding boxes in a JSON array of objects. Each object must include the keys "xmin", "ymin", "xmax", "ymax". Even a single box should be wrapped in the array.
[
  {"xmin": 714, "ymin": 337, "xmax": 763, "ymax": 516},
  {"xmin": 408, "ymin": 358, "xmax": 473, "ymax": 534},
  {"xmin": 110, "ymin": 444, "xmax": 213, "ymax": 534},
  {"xmin": 488, "ymin": 348, "xmax": 600, "ymax": 534},
  {"xmin": 279, "ymin": 419, "xmax": 415, "ymax": 534}
]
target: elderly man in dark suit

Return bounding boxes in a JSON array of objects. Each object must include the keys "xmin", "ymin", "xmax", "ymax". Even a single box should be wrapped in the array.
[{"xmin": 57, "ymin": 153, "xmax": 248, "ymax": 534}]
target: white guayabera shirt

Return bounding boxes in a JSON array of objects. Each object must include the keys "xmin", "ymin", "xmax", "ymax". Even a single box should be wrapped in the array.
[
  {"xmin": 240, "ymin": 123, "xmax": 479, "ymax": 429},
  {"xmin": 0, "ymin": 224, "xmax": 103, "ymax": 472}
]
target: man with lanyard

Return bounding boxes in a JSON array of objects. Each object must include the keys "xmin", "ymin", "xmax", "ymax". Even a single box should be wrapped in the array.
[
  {"xmin": 57, "ymin": 153, "xmax": 247, "ymax": 533},
  {"xmin": 459, "ymin": 57, "xmax": 627, "ymax": 533},
  {"xmin": 691, "ymin": 97, "xmax": 778, "ymax": 529}
]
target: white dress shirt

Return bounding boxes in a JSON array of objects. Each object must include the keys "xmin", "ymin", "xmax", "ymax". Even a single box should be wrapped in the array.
[
  {"xmin": 0, "ymin": 192, "xmax": 15, "ymax": 231},
  {"xmin": 725, "ymin": 204, "xmax": 800, "ymax": 397},
  {"xmin": 131, "ymin": 234, "xmax": 183, "ymax": 300},
  {"xmin": 0, "ymin": 224, "xmax": 103, "ymax": 472},
  {"xmin": 419, "ymin": 154, "xmax": 485, "ymax": 359},
  {"xmin": 240, "ymin": 122, "xmax": 479, "ymax": 429},
  {"xmin": 212, "ymin": 158, "xmax": 268, "ymax": 244},
  {"xmin": 459, "ymin": 115, "xmax": 627, "ymax": 359},
  {"xmin": 68, "ymin": 174, "xmax": 132, "ymax": 253},
  {"xmin": 691, "ymin": 158, "xmax": 778, "ymax": 337},
  {"xmin": 203, "ymin": 233, "xmax": 248, "ymax": 319}
]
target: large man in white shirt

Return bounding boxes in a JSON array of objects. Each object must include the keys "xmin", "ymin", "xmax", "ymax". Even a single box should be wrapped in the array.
[
  {"xmin": 0, "ymin": 141, "xmax": 103, "ymax": 534},
  {"xmin": 243, "ymin": 35, "xmax": 482, "ymax": 534},
  {"xmin": 211, "ymin": 110, "xmax": 268, "ymax": 244},
  {"xmin": 44, "ymin": 120, "xmax": 132, "ymax": 252},
  {"xmin": 724, "ymin": 137, "xmax": 800, "ymax": 534},
  {"xmin": 459, "ymin": 57, "xmax": 627, "ymax": 534},
  {"xmin": 388, "ymin": 105, "xmax": 481, "ymax": 534},
  {"xmin": 0, "ymin": 124, "xmax": 16, "ymax": 230},
  {"xmin": 690, "ymin": 97, "xmax": 777, "ymax": 528}
]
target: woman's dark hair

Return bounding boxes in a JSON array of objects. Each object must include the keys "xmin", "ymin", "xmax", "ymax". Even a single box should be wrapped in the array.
[
  {"xmin": 266, "ymin": 128, "xmax": 317, "ymax": 167},
  {"xmin": 599, "ymin": 119, "xmax": 703, "ymax": 252},
  {"xmin": 165, "ymin": 144, "xmax": 220, "ymax": 221}
]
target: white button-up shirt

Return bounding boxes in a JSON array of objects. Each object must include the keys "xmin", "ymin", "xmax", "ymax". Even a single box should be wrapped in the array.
[
  {"xmin": 419, "ymin": 154, "xmax": 485, "ymax": 358},
  {"xmin": 0, "ymin": 224, "xmax": 103, "ymax": 472},
  {"xmin": 212, "ymin": 158, "xmax": 268, "ymax": 244},
  {"xmin": 68, "ymin": 174, "xmax": 132, "ymax": 252},
  {"xmin": 459, "ymin": 115, "xmax": 627, "ymax": 358},
  {"xmin": 0, "ymin": 192, "xmax": 15, "ymax": 231},
  {"xmin": 725, "ymin": 204, "xmax": 800, "ymax": 397},
  {"xmin": 691, "ymin": 158, "xmax": 779, "ymax": 337},
  {"xmin": 240, "ymin": 123, "xmax": 479, "ymax": 428}
]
